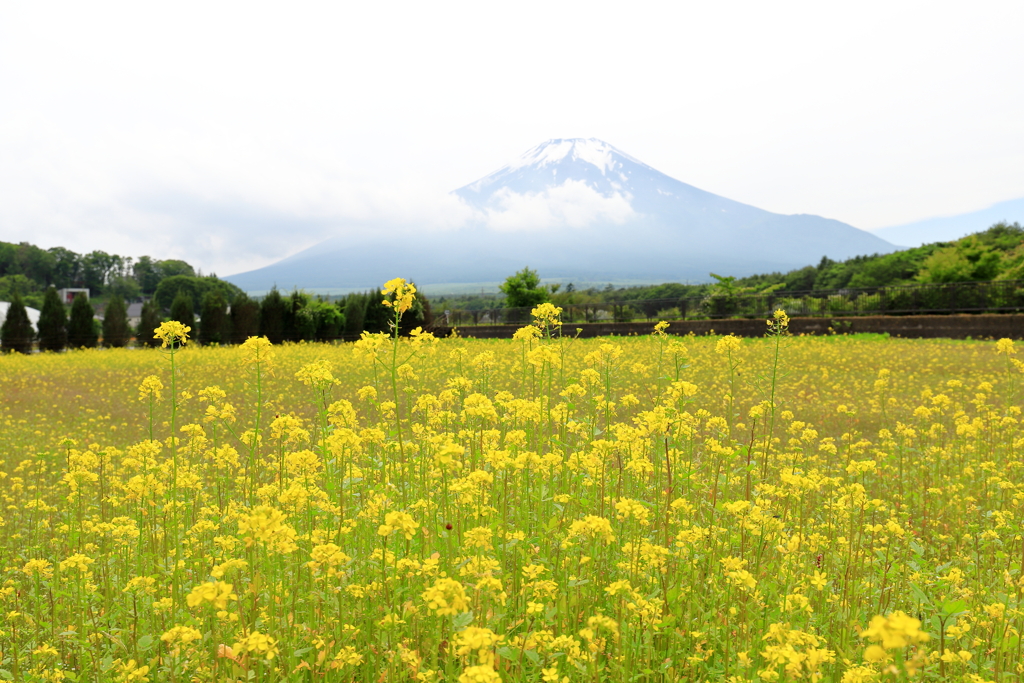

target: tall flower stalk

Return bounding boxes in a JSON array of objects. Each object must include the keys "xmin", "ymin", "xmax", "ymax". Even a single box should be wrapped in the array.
[
  {"xmin": 381, "ymin": 278, "xmax": 417, "ymax": 464},
  {"xmin": 153, "ymin": 320, "xmax": 190, "ymax": 606},
  {"xmin": 761, "ymin": 309, "xmax": 789, "ymax": 479}
]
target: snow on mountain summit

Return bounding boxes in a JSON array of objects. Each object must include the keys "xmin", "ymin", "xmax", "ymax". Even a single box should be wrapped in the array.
[
  {"xmin": 506, "ymin": 138, "xmax": 643, "ymax": 175},
  {"xmin": 455, "ymin": 138, "xmax": 656, "ymax": 207}
]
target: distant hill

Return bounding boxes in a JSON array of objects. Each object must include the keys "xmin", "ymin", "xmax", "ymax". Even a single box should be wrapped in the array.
[
  {"xmin": 716, "ymin": 221, "xmax": 1024, "ymax": 293},
  {"xmin": 224, "ymin": 138, "xmax": 898, "ymax": 294},
  {"xmin": 872, "ymin": 197, "xmax": 1024, "ymax": 247}
]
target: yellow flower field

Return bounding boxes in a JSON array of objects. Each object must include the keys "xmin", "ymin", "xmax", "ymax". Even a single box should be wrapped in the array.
[{"xmin": 1, "ymin": 296, "xmax": 1022, "ymax": 682}]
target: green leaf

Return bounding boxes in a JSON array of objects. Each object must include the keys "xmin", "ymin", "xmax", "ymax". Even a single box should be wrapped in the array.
[
  {"xmin": 524, "ymin": 649, "xmax": 541, "ymax": 665},
  {"xmin": 567, "ymin": 578, "xmax": 590, "ymax": 588},
  {"xmin": 137, "ymin": 635, "xmax": 155, "ymax": 652},
  {"xmin": 497, "ymin": 646, "xmax": 517, "ymax": 660},
  {"xmin": 452, "ymin": 611, "xmax": 474, "ymax": 630},
  {"xmin": 0, "ymin": 671, "xmax": 14, "ymax": 681},
  {"xmin": 62, "ymin": 672, "xmax": 78, "ymax": 682},
  {"xmin": 941, "ymin": 599, "xmax": 968, "ymax": 617}
]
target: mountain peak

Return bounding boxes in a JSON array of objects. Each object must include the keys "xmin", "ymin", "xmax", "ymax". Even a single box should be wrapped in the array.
[
  {"xmin": 455, "ymin": 138, "xmax": 654, "ymax": 204},
  {"xmin": 506, "ymin": 138, "xmax": 638, "ymax": 175},
  {"xmin": 226, "ymin": 136, "xmax": 900, "ymax": 293}
]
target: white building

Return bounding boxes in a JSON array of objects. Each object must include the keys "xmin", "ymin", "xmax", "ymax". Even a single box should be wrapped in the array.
[{"xmin": 57, "ymin": 288, "xmax": 89, "ymax": 304}]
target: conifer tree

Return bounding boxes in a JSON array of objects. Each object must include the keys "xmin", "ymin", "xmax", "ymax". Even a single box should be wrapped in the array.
[
  {"xmin": 282, "ymin": 290, "xmax": 298, "ymax": 342},
  {"xmin": 343, "ymin": 293, "xmax": 367, "ymax": 338},
  {"xmin": 362, "ymin": 289, "xmax": 391, "ymax": 333},
  {"xmin": 170, "ymin": 291, "xmax": 195, "ymax": 331},
  {"xmin": 199, "ymin": 290, "xmax": 228, "ymax": 345},
  {"xmin": 137, "ymin": 300, "xmax": 162, "ymax": 347},
  {"xmin": 260, "ymin": 287, "xmax": 286, "ymax": 344},
  {"xmin": 102, "ymin": 295, "xmax": 130, "ymax": 348},
  {"xmin": 230, "ymin": 293, "xmax": 260, "ymax": 343},
  {"xmin": 1, "ymin": 291, "xmax": 34, "ymax": 354},
  {"xmin": 37, "ymin": 287, "xmax": 67, "ymax": 352},
  {"xmin": 67, "ymin": 293, "xmax": 98, "ymax": 348}
]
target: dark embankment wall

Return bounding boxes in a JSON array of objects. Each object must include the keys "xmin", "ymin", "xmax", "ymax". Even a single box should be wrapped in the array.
[{"xmin": 430, "ymin": 314, "xmax": 1024, "ymax": 340}]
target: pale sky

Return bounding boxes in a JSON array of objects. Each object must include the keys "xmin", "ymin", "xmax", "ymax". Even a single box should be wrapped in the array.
[{"xmin": 2, "ymin": 1, "xmax": 1022, "ymax": 276}]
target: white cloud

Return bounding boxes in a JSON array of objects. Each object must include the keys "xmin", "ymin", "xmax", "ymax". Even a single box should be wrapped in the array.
[
  {"xmin": 0, "ymin": 0, "xmax": 1022, "ymax": 271},
  {"xmin": 478, "ymin": 180, "xmax": 636, "ymax": 232}
]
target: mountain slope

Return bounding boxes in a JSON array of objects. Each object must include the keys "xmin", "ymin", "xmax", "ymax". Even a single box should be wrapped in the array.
[
  {"xmin": 872, "ymin": 196, "xmax": 1024, "ymax": 247},
  {"xmin": 225, "ymin": 139, "xmax": 898, "ymax": 293}
]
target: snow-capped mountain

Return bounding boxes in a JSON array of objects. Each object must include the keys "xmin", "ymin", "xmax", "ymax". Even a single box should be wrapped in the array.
[{"xmin": 225, "ymin": 139, "xmax": 899, "ymax": 293}]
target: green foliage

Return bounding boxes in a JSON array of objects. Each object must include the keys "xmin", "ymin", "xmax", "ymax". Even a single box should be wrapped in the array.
[
  {"xmin": 311, "ymin": 299, "xmax": 345, "ymax": 341},
  {"xmin": 734, "ymin": 222, "xmax": 1024, "ymax": 293},
  {"xmin": 133, "ymin": 256, "xmax": 163, "ymax": 294},
  {"xmin": 362, "ymin": 290, "xmax": 391, "ymax": 334},
  {"xmin": 67, "ymin": 293, "xmax": 98, "ymax": 348},
  {"xmin": 1, "ymin": 291, "xmax": 34, "ymax": 354},
  {"xmin": 914, "ymin": 226, "xmax": 1022, "ymax": 283},
  {"xmin": 0, "ymin": 274, "xmax": 41, "ymax": 303},
  {"xmin": 500, "ymin": 267, "xmax": 549, "ymax": 309},
  {"xmin": 357, "ymin": 284, "xmax": 430, "ymax": 335},
  {"xmin": 137, "ymin": 300, "xmax": 162, "ymax": 348},
  {"xmin": 230, "ymin": 293, "xmax": 261, "ymax": 343},
  {"xmin": 154, "ymin": 275, "xmax": 242, "ymax": 313},
  {"xmin": 0, "ymin": 242, "xmax": 57, "ymax": 287},
  {"xmin": 199, "ymin": 290, "xmax": 229, "ymax": 345},
  {"xmin": 259, "ymin": 288, "xmax": 287, "ymax": 344},
  {"xmin": 102, "ymin": 295, "xmax": 131, "ymax": 348},
  {"xmin": 284, "ymin": 291, "xmax": 309, "ymax": 342},
  {"xmin": 170, "ymin": 291, "xmax": 195, "ymax": 331},
  {"xmin": 106, "ymin": 275, "xmax": 141, "ymax": 302},
  {"xmin": 81, "ymin": 250, "xmax": 120, "ymax": 294},
  {"xmin": 37, "ymin": 287, "xmax": 67, "ymax": 352},
  {"xmin": 285, "ymin": 293, "xmax": 345, "ymax": 342},
  {"xmin": 702, "ymin": 273, "xmax": 784, "ymax": 317},
  {"xmin": 158, "ymin": 259, "xmax": 196, "ymax": 279},
  {"xmin": 343, "ymin": 293, "xmax": 368, "ymax": 337}
]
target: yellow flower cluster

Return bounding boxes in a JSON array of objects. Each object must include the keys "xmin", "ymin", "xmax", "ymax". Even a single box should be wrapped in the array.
[
  {"xmin": 382, "ymin": 277, "xmax": 417, "ymax": 315},
  {"xmin": 153, "ymin": 321, "xmax": 190, "ymax": 348}
]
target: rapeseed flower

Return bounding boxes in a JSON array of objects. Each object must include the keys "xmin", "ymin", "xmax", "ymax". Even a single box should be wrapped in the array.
[{"xmin": 153, "ymin": 321, "xmax": 190, "ymax": 348}]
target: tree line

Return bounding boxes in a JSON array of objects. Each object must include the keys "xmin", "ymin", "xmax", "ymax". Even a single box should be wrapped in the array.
[
  {"xmin": 0, "ymin": 238, "xmax": 208, "ymax": 310},
  {"xmin": 432, "ymin": 222, "xmax": 1024, "ymax": 318},
  {"xmin": 0, "ymin": 286, "xmax": 432, "ymax": 354}
]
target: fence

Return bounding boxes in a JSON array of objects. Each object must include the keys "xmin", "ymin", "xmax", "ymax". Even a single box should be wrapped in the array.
[{"xmin": 435, "ymin": 280, "xmax": 1024, "ymax": 326}]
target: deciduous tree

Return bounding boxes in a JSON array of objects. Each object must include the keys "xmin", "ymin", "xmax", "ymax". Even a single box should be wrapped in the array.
[
  {"xmin": 170, "ymin": 291, "xmax": 195, "ymax": 331},
  {"xmin": 500, "ymin": 267, "xmax": 549, "ymax": 309}
]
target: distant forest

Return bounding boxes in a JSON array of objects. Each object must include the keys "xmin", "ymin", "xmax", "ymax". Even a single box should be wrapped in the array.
[
  {"xmin": 3, "ymin": 221, "xmax": 1022, "ymax": 344},
  {"xmin": 0, "ymin": 241, "xmax": 211, "ymax": 311},
  {"xmin": 431, "ymin": 221, "xmax": 1024, "ymax": 312}
]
